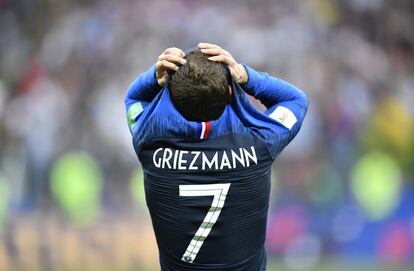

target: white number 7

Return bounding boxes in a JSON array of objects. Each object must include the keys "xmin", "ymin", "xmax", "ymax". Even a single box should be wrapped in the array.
[{"xmin": 179, "ymin": 183, "xmax": 231, "ymax": 263}]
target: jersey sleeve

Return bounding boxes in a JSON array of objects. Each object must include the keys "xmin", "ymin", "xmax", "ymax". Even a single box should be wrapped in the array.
[
  {"xmin": 124, "ymin": 65, "xmax": 161, "ymax": 133},
  {"xmin": 240, "ymin": 65, "xmax": 309, "ymax": 158}
]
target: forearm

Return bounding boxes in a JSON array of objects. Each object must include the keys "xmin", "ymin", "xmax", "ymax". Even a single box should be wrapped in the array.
[
  {"xmin": 125, "ymin": 65, "xmax": 161, "ymax": 130},
  {"xmin": 240, "ymin": 65, "xmax": 308, "ymax": 109},
  {"xmin": 124, "ymin": 65, "xmax": 161, "ymax": 110}
]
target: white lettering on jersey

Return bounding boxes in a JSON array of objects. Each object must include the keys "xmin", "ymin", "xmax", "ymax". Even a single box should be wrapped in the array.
[
  {"xmin": 152, "ymin": 147, "xmax": 258, "ymax": 170},
  {"xmin": 202, "ymin": 152, "xmax": 218, "ymax": 170},
  {"xmin": 189, "ymin": 151, "xmax": 200, "ymax": 170}
]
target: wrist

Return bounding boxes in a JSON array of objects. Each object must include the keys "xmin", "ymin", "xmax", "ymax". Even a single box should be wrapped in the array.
[{"xmin": 236, "ymin": 64, "xmax": 248, "ymax": 84}]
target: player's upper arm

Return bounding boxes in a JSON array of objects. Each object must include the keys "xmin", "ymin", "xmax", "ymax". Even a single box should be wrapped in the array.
[
  {"xmin": 240, "ymin": 65, "xmax": 309, "ymax": 158},
  {"xmin": 124, "ymin": 65, "xmax": 161, "ymax": 132}
]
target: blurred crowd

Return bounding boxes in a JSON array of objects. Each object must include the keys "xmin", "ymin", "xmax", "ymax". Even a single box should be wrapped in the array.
[{"xmin": 0, "ymin": 0, "xmax": 414, "ymax": 270}]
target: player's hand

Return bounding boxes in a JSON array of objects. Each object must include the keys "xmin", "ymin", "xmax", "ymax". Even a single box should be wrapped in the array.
[
  {"xmin": 198, "ymin": 42, "xmax": 248, "ymax": 84},
  {"xmin": 156, "ymin": 47, "xmax": 186, "ymax": 87}
]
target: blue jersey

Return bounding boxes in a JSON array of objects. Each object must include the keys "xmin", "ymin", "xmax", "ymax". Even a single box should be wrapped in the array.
[{"xmin": 125, "ymin": 65, "xmax": 308, "ymax": 271}]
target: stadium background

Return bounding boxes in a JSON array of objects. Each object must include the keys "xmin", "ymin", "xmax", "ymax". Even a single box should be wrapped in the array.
[{"xmin": 0, "ymin": 0, "xmax": 413, "ymax": 270}]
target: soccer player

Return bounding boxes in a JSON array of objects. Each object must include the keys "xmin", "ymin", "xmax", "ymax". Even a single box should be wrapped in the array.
[{"xmin": 125, "ymin": 43, "xmax": 308, "ymax": 271}]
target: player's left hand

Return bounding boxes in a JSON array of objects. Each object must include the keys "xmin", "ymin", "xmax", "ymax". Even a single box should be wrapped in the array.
[{"xmin": 198, "ymin": 43, "xmax": 248, "ymax": 84}]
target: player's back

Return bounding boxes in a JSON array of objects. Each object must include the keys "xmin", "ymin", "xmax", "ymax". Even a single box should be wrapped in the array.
[
  {"xmin": 137, "ymin": 109, "xmax": 273, "ymax": 270},
  {"xmin": 126, "ymin": 64, "xmax": 308, "ymax": 271}
]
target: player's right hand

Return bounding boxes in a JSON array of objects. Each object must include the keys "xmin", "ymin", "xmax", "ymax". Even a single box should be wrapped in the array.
[
  {"xmin": 198, "ymin": 43, "xmax": 248, "ymax": 84},
  {"xmin": 156, "ymin": 47, "xmax": 186, "ymax": 87}
]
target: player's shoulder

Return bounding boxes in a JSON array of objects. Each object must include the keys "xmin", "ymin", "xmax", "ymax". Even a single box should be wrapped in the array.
[
  {"xmin": 132, "ymin": 87, "xmax": 245, "ymax": 140},
  {"xmin": 229, "ymin": 83, "xmax": 302, "ymax": 159},
  {"xmin": 132, "ymin": 90, "xmax": 192, "ymax": 137},
  {"xmin": 132, "ymin": 85, "xmax": 287, "ymax": 156}
]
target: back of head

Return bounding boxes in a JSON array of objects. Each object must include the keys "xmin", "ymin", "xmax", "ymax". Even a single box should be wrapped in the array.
[{"xmin": 169, "ymin": 50, "xmax": 229, "ymax": 122}]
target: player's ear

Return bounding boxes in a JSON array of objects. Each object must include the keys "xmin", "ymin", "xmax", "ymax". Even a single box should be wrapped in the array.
[{"xmin": 227, "ymin": 86, "xmax": 233, "ymax": 103}]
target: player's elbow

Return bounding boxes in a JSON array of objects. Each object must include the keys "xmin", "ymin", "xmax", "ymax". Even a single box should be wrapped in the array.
[
  {"xmin": 124, "ymin": 84, "xmax": 137, "ymax": 108},
  {"xmin": 296, "ymin": 88, "xmax": 309, "ymax": 110},
  {"xmin": 124, "ymin": 94, "xmax": 131, "ymax": 112},
  {"xmin": 124, "ymin": 92, "xmax": 131, "ymax": 107},
  {"xmin": 124, "ymin": 90, "xmax": 136, "ymax": 114}
]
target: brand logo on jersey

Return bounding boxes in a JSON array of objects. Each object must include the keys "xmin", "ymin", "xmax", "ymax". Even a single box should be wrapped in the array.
[
  {"xmin": 152, "ymin": 146, "xmax": 258, "ymax": 170},
  {"xmin": 269, "ymin": 106, "xmax": 297, "ymax": 130}
]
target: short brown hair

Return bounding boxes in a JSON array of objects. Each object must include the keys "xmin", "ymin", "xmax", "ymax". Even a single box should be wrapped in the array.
[{"xmin": 169, "ymin": 50, "xmax": 229, "ymax": 122}]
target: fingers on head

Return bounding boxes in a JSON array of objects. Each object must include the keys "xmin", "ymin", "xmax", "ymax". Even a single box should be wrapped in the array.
[
  {"xmin": 198, "ymin": 42, "xmax": 221, "ymax": 49},
  {"xmin": 200, "ymin": 48, "xmax": 231, "ymax": 57},
  {"xmin": 163, "ymin": 47, "xmax": 185, "ymax": 57},
  {"xmin": 156, "ymin": 60, "xmax": 179, "ymax": 71},
  {"xmin": 208, "ymin": 55, "xmax": 231, "ymax": 64},
  {"xmin": 158, "ymin": 54, "xmax": 186, "ymax": 65}
]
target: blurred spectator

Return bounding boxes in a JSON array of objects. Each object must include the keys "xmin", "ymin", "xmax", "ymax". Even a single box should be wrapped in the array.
[{"xmin": 0, "ymin": 0, "xmax": 413, "ymax": 269}]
